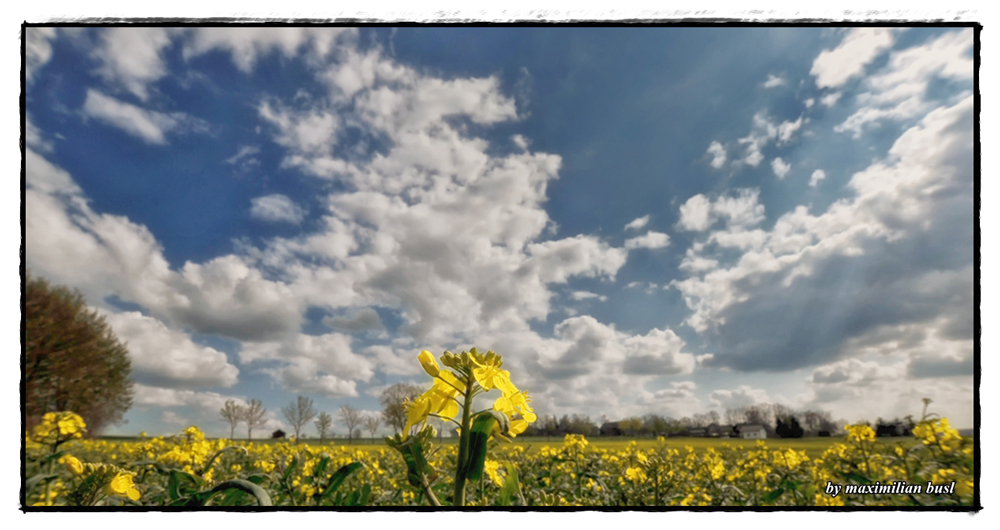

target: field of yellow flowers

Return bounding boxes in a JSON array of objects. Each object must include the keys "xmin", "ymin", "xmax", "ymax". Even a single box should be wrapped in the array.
[{"xmin": 25, "ymin": 412, "xmax": 975, "ymax": 508}]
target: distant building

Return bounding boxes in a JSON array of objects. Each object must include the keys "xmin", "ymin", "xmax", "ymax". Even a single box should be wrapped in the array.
[
  {"xmin": 600, "ymin": 422, "xmax": 622, "ymax": 436},
  {"xmin": 733, "ymin": 424, "xmax": 767, "ymax": 439},
  {"xmin": 707, "ymin": 424, "xmax": 734, "ymax": 437}
]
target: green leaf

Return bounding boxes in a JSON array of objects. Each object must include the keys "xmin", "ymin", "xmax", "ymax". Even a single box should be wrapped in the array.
[
  {"xmin": 762, "ymin": 488, "xmax": 784, "ymax": 503},
  {"xmin": 395, "ymin": 437, "xmax": 436, "ymax": 488},
  {"xmin": 498, "ymin": 463, "xmax": 522, "ymax": 506},
  {"xmin": 25, "ymin": 473, "xmax": 60, "ymax": 492},
  {"xmin": 167, "ymin": 469, "xmax": 204, "ymax": 500},
  {"xmin": 463, "ymin": 411, "xmax": 501, "ymax": 481},
  {"xmin": 281, "ymin": 454, "xmax": 301, "ymax": 483},
  {"xmin": 171, "ymin": 479, "xmax": 273, "ymax": 507},
  {"xmin": 313, "ymin": 455, "xmax": 331, "ymax": 479},
  {"xmin": 844, "ymin": 472, "xmax": 872, "ymax": 484},
  {"xmin": 319, "ymin": 462, "xmax": 364, "ymax": 501},
  {"xmin": 207, "ymin": 479, "xmax": 273, "ymax": 506}
]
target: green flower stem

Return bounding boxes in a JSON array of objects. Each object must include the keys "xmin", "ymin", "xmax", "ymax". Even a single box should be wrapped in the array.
[
  {"xmin": 419, "ymin": 472, "xmax": 442, "ymax": 507},
  {"xmin": 453, "ymin": 380, "xmax": 476, "ymax": 506}
]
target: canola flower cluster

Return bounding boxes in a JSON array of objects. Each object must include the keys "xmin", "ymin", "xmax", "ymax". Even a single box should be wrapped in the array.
[
  {"xmin": 406, "ymin": 349, "xmax": 536, "ymax": 440},
  {"xmin": 25, "ymin": 422, "xmax": 974, "ymax": 507}
]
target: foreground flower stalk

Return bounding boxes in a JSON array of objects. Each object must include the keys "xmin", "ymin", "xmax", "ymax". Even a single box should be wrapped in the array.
[{"xmin": 387, "ymin": 347, "xmax": 535, "ymax": 506}]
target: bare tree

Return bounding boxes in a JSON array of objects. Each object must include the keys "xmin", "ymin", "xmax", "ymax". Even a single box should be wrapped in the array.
[
  {"xmin": 220, "ymin": 399, "xmax": 245, "ymax": 439},
  {"xmin": 364, "ymin": 413, "xmax": 381, "ymax": 444},
  {"xmin": 725, "ymin": 407, "xmax": 746, "ymax": 426},
  {"xmin": 243, "ymin": 399, "xmax": 268, "ymax": 440},
  {"xmin": 379, "ymin": 383, "xmax": 423, "ymax": 434},
  {"xmin": 281, "ymin": 395, "xmax": 317, "ymax": 442},
  {"xmin": 743, "ymin": 404, "xmax": 772, "ymax": 427},
  {"xmin": 339, "ymin": 404, "xmax": 363, "ymax": 444},
  {"xmin": 315, "ymin": 411, "xmax": 333, "ymax": 442}
]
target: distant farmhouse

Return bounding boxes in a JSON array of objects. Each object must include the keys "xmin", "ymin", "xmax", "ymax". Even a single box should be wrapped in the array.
[{"xmin": 733, "ymin": 424, "xmax": 767, "ymax": 439}]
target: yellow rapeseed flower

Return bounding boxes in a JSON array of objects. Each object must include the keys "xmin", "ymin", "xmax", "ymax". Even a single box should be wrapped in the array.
[
  {"xmin": 418, "ymin": 350, "xmax": 440, "ymax": 377},
  {"xmin": 61, "ymin": 454, "xmax": 84, "ymax": 476},
  {"xmin": 105, "ymin": 472, "xmax": 141, "ymax": 501}
]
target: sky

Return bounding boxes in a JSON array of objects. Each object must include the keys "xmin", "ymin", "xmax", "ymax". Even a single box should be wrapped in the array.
[{"xmin": 22, "ymin": 24, "xmax": 977, "ymax": 438}]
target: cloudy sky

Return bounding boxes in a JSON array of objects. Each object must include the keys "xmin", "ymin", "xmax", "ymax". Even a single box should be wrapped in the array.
[{"xmin": 23, "ymin": 25, "xmax": 976, "ymax": 437}]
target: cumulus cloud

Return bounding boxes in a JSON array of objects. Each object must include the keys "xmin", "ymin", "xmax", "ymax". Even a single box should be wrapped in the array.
[
  {"xmin": 103, "ymin": 310, "xmax": 239, "ymax": 389},
  {"xmin": 706, "ymin": 141, "xmax": 727, "ymax": 169},
  {"xmin": 250, "ymin": 194, "xmax": 307, "ymax": 224},
  {"xmin": 82, "ymin": 90, "xmax": 207, "ymax": 145},
  {"xmin": 625, "ymin": 231, "xmax": 670, "ymax": 250},
  {"xmin": 624, "ymin": 215, "xmax": 649, "ymax": 231},
  {"xmin": 92, "ymin": 28, "xmax": 174, "ymax": 101},
  {"xmin": 570, "ymin": 291, "xmax": 608, "ymax": 302},
  {"xmin": 809, "ymin": 169, "xmax": 827, "ymax": 187},
  {"xmin": 183, "ymin": 27, "xmax": 356, "ymax": 73},
  {"xmin": 241, "ymin": 333, "xmax": 375, "ymax": 397},
  {"xmin": 672, "ymin": 94, "xmax": 973, "ymax": 373},
  {"xmin": 771, "ymin": 157, "xmax": 791, "ymax": 179},
  {"xmin": 811, "ymin": 28, "xmax": 895, "ymax": 89},
  {"xmin": 820, "ymin": 92, "xmax": 842, "ymax": 107},
  {"xmin": 835, "ymin": 29, "xmax": 973, "ymax": 137},
  {"xmin": 26, "ymin": 27, "xmax": 57, "ymax": 85},
  {"xmin": 678, "ymin": 189, "xmax": 766, "ymax": 232},
  {"xmin": 708, "ymin": 385, "xmax": 773, "ymax": 410},
  {"xmin": 762, "ymin": 73, "xmax": 786, "ymax": 88}
]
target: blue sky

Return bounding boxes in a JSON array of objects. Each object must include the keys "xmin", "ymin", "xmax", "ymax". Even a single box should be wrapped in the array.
[{"xmin": 24, "ymin": 26, "xmax": 976, "ymax": 437}]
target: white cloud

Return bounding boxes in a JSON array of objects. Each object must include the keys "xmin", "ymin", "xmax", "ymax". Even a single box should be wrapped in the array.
[
  {"xmin": 777, "ymin": 116, "xmax": 804, "ymax": 145},
  {"xmin": 225, "ymin": 145, "xmax": 261, "ymax": 173},
  {"xmin": 771, "ymin": 157, "xmax": 791, "ymax": 179},
  {"xmin": 241, "ymin": 333, "xmax": 375, "ymax": 397},
  {"xmin": 809, "ymin": 169, "xmax": 827, "ymax": 187},
  {"xmin": 184, "ymin": 27, "xmax": 356, "ymax": 73},
  {"xmin": 706, "ymin": 141, "xmax": 727, "ymax": 169},
  {"xmin": 678, "ymin": 194, "xmax": 713, "ymax": 231},
  {"xmin": 82, "ymin": 90, "xmax": 206, "ymax": 145},
  {"xmin": 762, "ymin": 73, "xmax": 785, "ymax": 88},
  {"xmin": 511, "ymin": 134, "xmax": 529, "ymax": 150},
  {"xmin": 672, "ymin": 95, "xmax": 973, "ymax": 375},
  {"xmin": 570, "ymin": 291, "xmax": 608, "ymax": 302},
  {"xmin": 134, "ymin": 384, "xmax": 244, "ymax": 411},
  {"xmin": 624, "ymin": 231, "xmax": 670, "ymax": 250},
  {"xmin": 82, "ymin": 90, "xmax": 178, "ymax": 144},
  {"xmin": 835, "ymin": 29, "xmax": 973, "ymax": 137},
  {"xmin": 804, "ymin": 98, "xmax": 815, "ymax": 109},
  {"xmin": 92, "ymin": 28, "xmax": 174, "ymax": 101},
  {"xmin": 624, "ymin": 215, "xmax": 649, "ymax": 231},
  {"xmin": 678, "ymin": 189, "xmax": 765, "ymax": 232},
  {"xmin": 736, "ymin": 111, "xmax": 793, "ymax": 167},
  {"xmin": 820, "ymin": 92, "xmax": 842, "ymax": 107},
  {"xmin": 250, "ymin": 194, "xmax": 307, "ymax": 224},
  {"xmin": 709, "ymin": 385, "xmax": 773, "ymax": 410},
  {"xmin": 811, "ymin": 28, "xmax": 895, "ymax": 89},
  {"xmin": 103, "ymin": 310, "xmax": 239, "ymax": 389},
  {"xmin": 26, "ymin": 27, "xmax": 57, "ymax": 85}
]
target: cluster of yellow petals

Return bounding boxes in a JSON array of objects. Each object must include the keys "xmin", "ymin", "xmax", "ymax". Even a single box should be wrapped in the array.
[
  {"xmin": 404, "ymin": 349, "xmax": 536, "ymax": 439},
  {"xmin": 105, "ymin": 472, "xmax": 141, "ymax": 501},
  {"xmin": 31, "ymin": 411, "xmax": 87, "ymax": 443},
  {"xmin": 913, "ymin": 418, "xmax": 962, "ymax": 452},
  {"xmin": 845, "ymin": 423, "xmax": 876, "ymax": 443}
]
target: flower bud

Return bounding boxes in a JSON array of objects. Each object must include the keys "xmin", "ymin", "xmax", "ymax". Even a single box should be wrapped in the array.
[{"xmin": 418, "ymin": 350, "xmax": 440, "ymax": 377}]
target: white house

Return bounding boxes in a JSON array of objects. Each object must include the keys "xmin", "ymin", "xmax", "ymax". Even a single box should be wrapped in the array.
[{"xmin": 735, "ymin": 424, "xmax": 767, "ymax": 439}]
